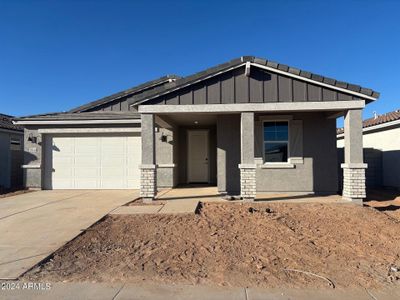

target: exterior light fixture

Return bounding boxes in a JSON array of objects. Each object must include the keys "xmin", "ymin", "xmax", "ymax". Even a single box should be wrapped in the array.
[{"xmin": 28, "ymin": 133, "xmax": 38, "ymax": 144}]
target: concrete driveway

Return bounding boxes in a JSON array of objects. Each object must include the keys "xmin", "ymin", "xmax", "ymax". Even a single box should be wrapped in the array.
[{"xmin": 0, "ymin": 190, "xmax": 138, "ymax": 280}]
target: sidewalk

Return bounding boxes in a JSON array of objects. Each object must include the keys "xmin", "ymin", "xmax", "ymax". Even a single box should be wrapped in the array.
[{"xmin": 1, "ymin": 281, "xmax": 400, "ymax": 300}]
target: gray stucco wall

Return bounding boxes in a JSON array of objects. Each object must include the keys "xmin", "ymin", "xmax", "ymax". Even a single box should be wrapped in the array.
[
  {"xmin": 217, "ymin": 112, "xmax": 338, "ymax": 194},
  {"xmin": 23, "ymin": 128, "xmax": 43, "ymax": 188},
  {"xmin": 217, "ymin": 115, "xmax": 241, "ymax": 194},
  {"xmin": 156, "ymin": 126, "xmax": 179, "ymax": 188},
  {"xmin": 0, "ymin": 132, "xmax": 11, "ymax": 188}
]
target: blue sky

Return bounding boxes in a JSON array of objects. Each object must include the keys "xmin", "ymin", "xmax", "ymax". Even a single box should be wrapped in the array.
[{"xmin": 0, "ymin": 0, "xmax": 399, "ymax": 124}]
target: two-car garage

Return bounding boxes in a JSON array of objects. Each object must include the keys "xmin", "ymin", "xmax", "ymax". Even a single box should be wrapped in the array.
[{"xmin": 43, "ymin": 134, "xmax": 141, "ymax": 189}]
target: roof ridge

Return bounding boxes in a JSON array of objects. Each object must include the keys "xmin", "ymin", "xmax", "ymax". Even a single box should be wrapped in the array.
[
  {"xmin": 131, "ymin": 55, "xmax": 379, "ymax": 105},
  {"xmin": 69, "ymin": 74, "xmax": 181, "ymax": 113}
]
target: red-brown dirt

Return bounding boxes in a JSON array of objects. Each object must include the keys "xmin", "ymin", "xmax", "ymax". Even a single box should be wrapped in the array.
[{"xmin": 24, "ymin": 202, "xmax": 400, "ymax": 289}]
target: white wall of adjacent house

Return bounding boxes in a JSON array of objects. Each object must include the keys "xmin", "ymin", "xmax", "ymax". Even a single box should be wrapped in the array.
[
  {"xmin": 44, "ymin": 134, "xmax": 141, "ymax": 189},
  {"xmin": 337, "ymin": 125, "xmax": 400, "ymax": 189}
]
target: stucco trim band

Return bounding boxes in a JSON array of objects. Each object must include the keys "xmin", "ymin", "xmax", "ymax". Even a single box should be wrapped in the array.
[
  {"xmin": 15, "ymin": 119, "xmax": 141, "ymax": 125},
  {"xmin": 139, "ymin": 164, "xmax": 157, "ymax": 169},
  {"xmin": 157, "ymin": 164, "xmax": 176, "ymax": 168},
  {"xmin": 38, "ymin": 128, "xmax": 141, "ymax": 134},
  {"xmin": 21, "ymin": 164, "xmax": 41, "ymax": 169},
  {"xmin": 139, "ymin": 101, "xmax": 365, "ymax": 114},
  {"xmin": 238, "ymin": 164, "xmax": 257, "ymax": 169},
  {"xmin": 341, "ymin": 163, "xmax": 368, "ymax": 169},
  {"xmin": 260, "ymin": 163, "xmax": 295, "ymax": 169}
]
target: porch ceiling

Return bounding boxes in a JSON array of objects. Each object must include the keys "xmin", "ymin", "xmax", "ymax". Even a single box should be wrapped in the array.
[{"xmin": 157, "ymin": 113, "xmax": 217, "ymax": 126}]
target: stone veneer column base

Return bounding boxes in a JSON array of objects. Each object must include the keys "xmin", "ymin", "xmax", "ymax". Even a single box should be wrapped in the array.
[
  {"xmin": 140, "ymin": 164, "xmax": 157, "ymax": 202},
  {"xmin": 341, "ymin": 163, "xmax": 367, "ymax": 205},
  {"xmin": 239, "ymin": 164, "xmax": 257, "ymax": 201}
]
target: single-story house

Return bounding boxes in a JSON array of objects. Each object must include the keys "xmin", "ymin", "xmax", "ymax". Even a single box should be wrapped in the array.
[
  {"xmin": 14, "ymin": 56, "xmax": 379, "ymax": 203},
  {"xmin": 0, "ymin": 114, "xmax": 24, "ymax": 190},
  {"xmin": 337, "ymin": 109, "xmax": 400, "ymax": 190}
]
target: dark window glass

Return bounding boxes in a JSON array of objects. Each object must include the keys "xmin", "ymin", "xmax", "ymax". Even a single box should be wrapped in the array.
[
  {"xmin": 263, "ymin": 121, "xmax": 289, "ymax": 162},
  {"xmin": 265, "ymin": 142, "xmax": 288, "ymax": 162}
]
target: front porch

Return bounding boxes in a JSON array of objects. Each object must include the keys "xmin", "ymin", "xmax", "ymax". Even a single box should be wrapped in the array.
[
  {"xmin": 139, "ymin": 105, "xmax": 367, "ymax": 204},
  {"xmin": 155, "ymin": 185, "xmax": 346, "ymax": 204},
  {"xmin": 135, "ymin": 57, "xmax": 374, "ymax": 205}
]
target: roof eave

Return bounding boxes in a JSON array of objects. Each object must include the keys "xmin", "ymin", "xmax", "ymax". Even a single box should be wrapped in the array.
[
  {"xmin": 131, "ymin": 59, "xmax": 379, "ymax": 106},
  {"xmin": 68, "ymin": 75, "xmax": 180, "ymax": 113}
]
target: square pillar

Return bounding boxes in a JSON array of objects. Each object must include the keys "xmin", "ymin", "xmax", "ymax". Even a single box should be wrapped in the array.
[
  {"xmin": 239, "ymin": 112, "xmax": 256, "ymax": 201},
  {"xmin": 341, "ymin": 109, "xmax": 367, "ymax": 204},
  {"xmin": 140, "ymin": 113, "xmax": 157, "ymax": 202}
]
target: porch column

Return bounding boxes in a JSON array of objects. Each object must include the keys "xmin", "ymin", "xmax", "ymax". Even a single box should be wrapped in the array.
[
  {"xmin": 140, "ymin": 113, "xmax": 157, "ymax": 202},
  {"xmin": 341, "ymin": 109, "xmax": 367, "ymax": 204},
  {"xmin": 239, "ymin": 112, "xmax": 256, "ymax": 201}
]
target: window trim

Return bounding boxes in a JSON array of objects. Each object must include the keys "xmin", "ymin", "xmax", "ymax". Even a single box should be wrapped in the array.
[
  {"xmin": 10, "ymin": 137, "xmax": 22, "ymax": 151},
  {"xmin": 262, "ymin": 120, "xmax": 290, "ymax": 164}
]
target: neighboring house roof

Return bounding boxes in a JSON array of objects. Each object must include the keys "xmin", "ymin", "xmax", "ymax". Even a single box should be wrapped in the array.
[
  {"xmin": 69, "ymin": 75, "xmax": 180, "ymax": 113},
  {"xmin": 14, "ymin": 111, "xmax": 140, "ymax": 122},
  {"xmin": 131, "ymin": 56, "xmax": 380, "ymax": 105},
  {"xmin": 0, "ymin": 114, "xmax": 23, "ymax": 132},
  {"xmin": 337, "ymin": 109, "xmax": 400, "ymax": 134}
]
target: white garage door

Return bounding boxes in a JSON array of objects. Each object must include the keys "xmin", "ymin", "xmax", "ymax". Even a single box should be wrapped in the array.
[{"xmin": 46, "ymin": 135, "xmax": 141, "ymax": 189}]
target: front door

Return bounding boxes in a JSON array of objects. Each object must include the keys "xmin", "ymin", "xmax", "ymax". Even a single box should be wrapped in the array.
[{"xmin": 187, "ymin": 130, "xmax": 209, "ymax": 183}]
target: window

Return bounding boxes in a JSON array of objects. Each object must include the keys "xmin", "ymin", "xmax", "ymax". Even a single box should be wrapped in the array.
[
  {"xmin": 10, "ymin": 138, "xmax": 22, "ymax": 151},
  {"xmin": 263, "ymin": 121, "xmax": 289, "ymax": 163}
]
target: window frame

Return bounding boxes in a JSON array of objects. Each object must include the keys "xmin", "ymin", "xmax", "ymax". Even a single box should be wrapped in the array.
[
  {"xmin": 262, "ymin": 120, "xmax": 290, "ymax": 164},
  {"xmin": 10, "ymin": 137, "xmax": 22, "ymax": 151}
]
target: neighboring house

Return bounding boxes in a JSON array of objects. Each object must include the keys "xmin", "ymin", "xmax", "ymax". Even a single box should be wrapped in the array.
[
  {"xmin": 0, "ymin": 114, "xmax": 24, "ymax": 190},
  {"xmin": 14, "ymin": 56, "xmax": 379, "ymax": 204},
  {"xmin": 338, "ymin": 109, "xmax": 400, "ymax": 190}
]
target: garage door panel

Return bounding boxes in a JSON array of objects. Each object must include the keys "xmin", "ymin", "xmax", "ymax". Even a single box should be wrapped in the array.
[
  {"xmin": 52, "ymin": 179, "xmax": 74, "ymax": 189},
  {"xmin": 102, "ymin": 147, "xmax": 125, "ymax": 156},
  {"xmin": 127, "ymin": 168, "xmax": 140, "ymax": 176},
  {"xmin": 52, "ymin": 167, "xmax": 74, "ymax": 177},
  {"xmin": 101, "ymin": 180, "xmax": 125, "ymax": 189},
  {"xmin": 74, "ymin": 167, "xmax": 99, "ymax": 178},
  {"xmin": 48, "ymin": 135, "xmax": 141, "ymax": 189},
  {"xmin": 101, "ymin": 168, "xmax": 125, "ymax": 177},
  {"xmin": 74, "ymin": 179, "xmax": 98, "ymax": 189},
  {"xmin": 74, "ymin": 156, "xmax": 100, "ymax": 165},
  {"xmin": 52, "ymin": 156, "xmax": 74, "ymax": 165}
]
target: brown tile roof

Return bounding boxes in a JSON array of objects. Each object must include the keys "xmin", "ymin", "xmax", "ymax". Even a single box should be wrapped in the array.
[{"xmin": 337, "ymin": 109, "xmax": 400, "ymax": 134}]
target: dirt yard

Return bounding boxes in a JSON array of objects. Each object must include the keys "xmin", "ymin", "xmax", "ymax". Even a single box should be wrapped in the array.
[
  {"xmin": 365, "ymin": 189, "xmax": 400, "ymax": 221},
  {"xmin": 24, "ymin": 202, "xmax": 400, "ymax": 289}
]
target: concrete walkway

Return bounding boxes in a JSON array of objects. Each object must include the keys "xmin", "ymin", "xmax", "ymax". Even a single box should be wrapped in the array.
[
  {"xmin": 0, "ymin": 190, "xmax": 138, "ymax": 280},
  {"xmin": 1, "ymin": 281, "xmax": 399, "ymax": 300}
]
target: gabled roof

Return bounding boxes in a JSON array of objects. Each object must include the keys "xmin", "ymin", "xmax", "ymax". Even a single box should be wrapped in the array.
[
  {"xmin": 69, "ymin": 74, "xmax": 180, "ymax": 113},
  {"xmin": 131, "ymin": 56, "xmax": 380, "ymax": 105},
  {"xmin": 0, "ymin": 114, "xmax": 23, "ymax": 132},
  {"xmin": 337, "ymin": 109, "xmax": 400, "ymax": 134},
  {"xmin": 14, "ymin": 111, "xmax": 140, "ymax": 122}
]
